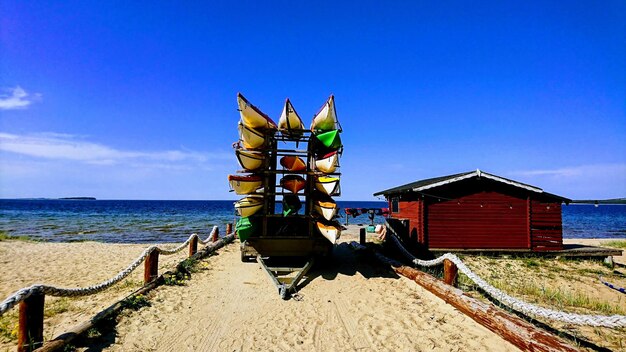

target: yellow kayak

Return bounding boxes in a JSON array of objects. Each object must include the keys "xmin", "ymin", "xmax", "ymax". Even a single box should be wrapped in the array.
[
  {"xmin": 228, "ymin": 174, "xmax": 263, "ymax": 195},
  {"xmin": 238, "ymin": 122, "xmax": 266, "ymax": 150},
  {"xmin": 237, "ymin": 93, "xmax": 277, "ymax": 130},
  {"xmin": 234, "ymin": 196, "xmax": 264, "ymax": 217},
  {"xmin": 235, "ymin": 149, "xmax": 264, "ymax": 171}
]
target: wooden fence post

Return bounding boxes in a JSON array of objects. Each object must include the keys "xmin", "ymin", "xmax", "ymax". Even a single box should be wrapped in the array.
[
  {"xmin": 18, "ymin": 292, "xmax": 44, "ymax": 352},
  {"xmin": 226, "ymin": 223, "xmax": 233, "ymax": 235},
  {"xmin": 443, "ymin": 259, "xmax": 458, "ymax": 286},
  {"xmin": 359, "ymin": 227, "xmax": 366, "ymax": 245},
  {"xmin": 144, "ymin": 250, "xmax": 159, "ymax": 284},
  {"xmin": 189, "ymin": 236, "xmax": 198, "ymax": 257},
  {"xmin": 212, "ymin": 227, "xmax": 219, "ymax": 242}
]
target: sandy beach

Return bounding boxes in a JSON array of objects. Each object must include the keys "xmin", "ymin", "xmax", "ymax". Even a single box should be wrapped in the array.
[
  {"xmin": 0, "ymin": 226, "xmax": 521, "ymax": 352},
  {"xmin": 0, "ymin": 227, "xmax": 624, "ymax": 351}
]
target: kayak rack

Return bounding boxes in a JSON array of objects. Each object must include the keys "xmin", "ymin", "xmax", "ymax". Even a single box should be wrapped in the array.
[{"xmin": 257, "ymin": 256, "xmax": 315, "ymax": 300}]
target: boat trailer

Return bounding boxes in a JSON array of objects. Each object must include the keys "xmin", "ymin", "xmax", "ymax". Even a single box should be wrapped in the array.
[{"xmin": 257, "ymin": 256, "xmax": 315, "ymax": 300}]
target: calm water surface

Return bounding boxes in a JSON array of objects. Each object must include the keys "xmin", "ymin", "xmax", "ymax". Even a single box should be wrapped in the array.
[
  {"xmin": 0, "ymin": 199, "xmax": 386, "ymax": 243},
  {"xmin": 0, "ymin": 200, "xmax": 624, "ymax": 243}
]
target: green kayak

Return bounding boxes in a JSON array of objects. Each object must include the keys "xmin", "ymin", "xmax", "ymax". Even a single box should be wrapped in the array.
[
  {"xmin": 315, "ymin": 130, "xmax": 342, "ymax": 150},
  {"xmin": 282, "ymin": 194, "xmax": 302, "ymax": 216},
  {"xmin": 236, "ymin": 216, "xmax": 258, "ymax": 241}
]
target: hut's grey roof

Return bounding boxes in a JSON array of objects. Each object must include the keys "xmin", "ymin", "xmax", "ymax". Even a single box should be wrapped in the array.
[{"xmin": 373, "ymin": 169, "xmax": 570, "ymax": 202}]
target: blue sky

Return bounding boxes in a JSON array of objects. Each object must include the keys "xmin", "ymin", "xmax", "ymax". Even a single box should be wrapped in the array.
[{"xmin": 1, "ymin": 1, "xmax": 624, "ymax": 200}]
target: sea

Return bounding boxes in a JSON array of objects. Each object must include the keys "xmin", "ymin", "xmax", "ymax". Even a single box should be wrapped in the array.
[{"xmin": 0, "ymin": 199, "xmax": 624, "ymax": 243}]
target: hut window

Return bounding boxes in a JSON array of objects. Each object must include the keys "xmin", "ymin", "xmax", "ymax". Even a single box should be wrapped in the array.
[{"xmin": 391, "ymin": 198, "xmax": 399, "ymax": 213}]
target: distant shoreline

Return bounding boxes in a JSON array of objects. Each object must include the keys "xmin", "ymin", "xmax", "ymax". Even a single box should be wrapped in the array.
[
  {"xmin": 571, "ymin": 198, "xmax": 626, "ymax": 205},
  {"xmin": 1, "ymin": 197, "xmax": 624, "ymax": 203}
]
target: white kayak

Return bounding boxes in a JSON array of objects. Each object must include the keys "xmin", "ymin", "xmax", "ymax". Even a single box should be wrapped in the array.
[
  {"xmin": 278, "ymin": 98, "xmax": 304, "ymax": 136},
  {"xmin": 310, "ymin": 95, "xmax": 338, "ymax": 132},
  {"xmin": 315, "ymin": 151, "xmax": 339, "ymax": 174},
  {"xmin": 315, "ymin": 176, "xmax": 340, "ymax": 196},
  {"xmin": 313, "ymin": 199, "xmax": 338, "ymax": 221},
  {"xmin": 316, "ymin": 222, "xmax": 341, "ymax": 244}
]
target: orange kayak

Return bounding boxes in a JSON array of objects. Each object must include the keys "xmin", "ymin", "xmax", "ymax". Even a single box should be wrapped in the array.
[
  {"xmin": 280, "ymin": 175, "xmax": 306, "ymax": 193},
  {"xmin": 280, "ymin": 155, "xmax": 306, "ymax": 172}
]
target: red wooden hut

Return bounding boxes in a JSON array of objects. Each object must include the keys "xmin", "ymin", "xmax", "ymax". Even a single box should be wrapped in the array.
[{"xmin": 374, "ymin": 169, "xmax": 571, "ymax": 251}]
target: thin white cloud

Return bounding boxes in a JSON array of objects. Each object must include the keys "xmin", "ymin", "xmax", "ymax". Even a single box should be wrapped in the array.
[
  {"xmin": 0, "ymin": 86, "xmax": 39, "ymax": 110},
  {"xmin": 509, "ymin": 167, "xmax": 582, "ymax": 178},
  {"xmin": 507, "ymin": 163, "xmax": 626, "ymax": 199},
  {"xmin": 0, "ymin": 132, "xmax": 230, "ymax": 167},
  {"xmin": 509, "ymin": 164, "xmax": 626, "ymax": 179}
]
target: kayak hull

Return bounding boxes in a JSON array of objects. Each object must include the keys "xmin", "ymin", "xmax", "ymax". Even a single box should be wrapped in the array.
[
  {"xmin": 315, "ymin": 151, "xmax": 338, "ymax": 173},
  {"xmin": 235, "ymin": 149, "xmax": 264, "ymax": 171},
  {"xmin": 237, "ymin": 93, "xmax": 277, "ymax": 130},
  {"xmin": 280, "ymin": 175, "xmax": 306, "ymax": 193},
  {"xmin": 313, "ymin": 201, "xmax": 338, "ymax": 221},
  {"xmin": 316, "ymin": 222, "xmax": 341, "ymax": 244},
  {"xmin": 315, "ymin": 176, "xmax": 340, "ymax": 196},
  {"xmin": 282, "ymin": 194, "xmax": 302, "ymax": 216},
  {"xmin": 238, "ymin": 123, "xmax": 266, "ymax": 150},
  {"xmin": 278, "ymin": 99, "xmax": 305, "ymax": 136},
  {"xmin": 228, "ymin": 174, "xmax": 263, "ymax": 195},
  {"xmin": 236, "ymin": 216, "xmax": 258, "ymax": 242},
  {"xmin": 280, "ymin": 155, "xmax": 306, "ymax": 172},
  {"xmin": 311, "ymin": 95, "xmax": 337, "ymax": 131},
  {"xmin": 235, "ymin": 197, "xmax": 264, "ymax": 217},
  {"xmin": 315, "ymin": 130, "xmax": 342, "ymax": 150}
]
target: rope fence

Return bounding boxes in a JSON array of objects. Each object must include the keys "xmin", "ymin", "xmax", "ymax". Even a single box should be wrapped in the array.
[
  {"xmin": 600, "ymin": 276, "xmax": 626, "ymax": 295},
  {"xmin": 0, "ymin": 224, "xmax": 233, "ymax": 352},
  {"xmin": 385, "ymin": 231, "xmax": 626, "ymax": 328}
]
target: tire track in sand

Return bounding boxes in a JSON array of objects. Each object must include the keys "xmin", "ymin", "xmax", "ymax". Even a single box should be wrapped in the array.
[
  {"xmin": 333, "ymin": 297, "xmax": 372, "ymax": 350},
  {"xmin": 105, "ymin": 238, "xmax": 519, "ymax": 352}
]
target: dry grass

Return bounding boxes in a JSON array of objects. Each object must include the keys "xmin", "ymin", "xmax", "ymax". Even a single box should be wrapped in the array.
[
  {"xmin": 459, "ymin": 255, "xmax": 626, "ymax": 351},
  {"xmin": 491, "ymin": 278, "xmax": 625, "ymax": 315},
  {"xmin": 605, "ymin": 240, "xmax": 626, "ymax": 249}
]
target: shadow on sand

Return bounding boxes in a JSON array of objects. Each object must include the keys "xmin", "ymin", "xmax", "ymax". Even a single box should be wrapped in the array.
[{"xmin": 296, "ymin": 241, "xmax": 400, "ymax": 292}]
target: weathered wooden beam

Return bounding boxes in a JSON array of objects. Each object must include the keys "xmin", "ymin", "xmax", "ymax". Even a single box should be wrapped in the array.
[
  {"xmin": 359, "ymin": 227, "xmax": 366, "ymax": 245},
  {"xmin": 373, "ymin": 251, "xmax": 578, "ymax": 352},
  {"xmin": 226, "ymin": 223, "xmax": 233, "ymax": 236},
  {"xmin": 18, "ymin": 293, "xmax": 45, "ymax": 352},
  {"xmin": 443, "ymin": 258, "xmax": 457, "ymax": 286},
  {"xmin": 143, "ymin": 250, "xmax": 159, "ymax": 284},
  {"xmin": 211, "ymin": 227, "xmax": 219, "ymax": 242}
]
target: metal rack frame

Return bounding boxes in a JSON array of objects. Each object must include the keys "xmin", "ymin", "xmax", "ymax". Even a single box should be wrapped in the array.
[{"xmin": 239, "ymin": 129, "xmax": 341, "ymax": 298}]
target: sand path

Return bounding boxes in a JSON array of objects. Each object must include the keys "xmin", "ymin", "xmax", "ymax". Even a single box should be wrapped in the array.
[{"xmin": 103, "ymin": 240, "xmax": 518, "ymax": 352}]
